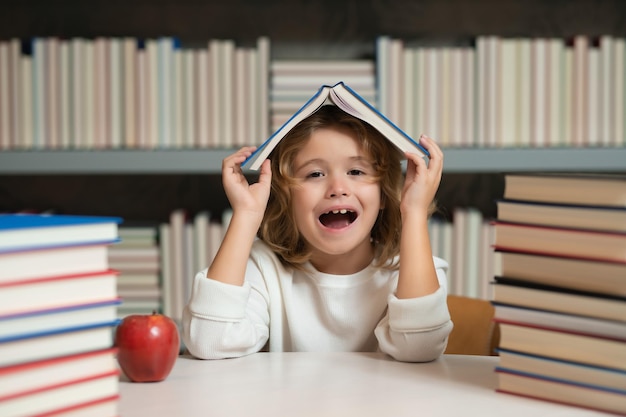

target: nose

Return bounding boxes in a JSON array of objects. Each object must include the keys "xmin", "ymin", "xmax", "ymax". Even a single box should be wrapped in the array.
[{"xmin": 327, "ymin": 175, "xmax": 350, "ymax": 198}]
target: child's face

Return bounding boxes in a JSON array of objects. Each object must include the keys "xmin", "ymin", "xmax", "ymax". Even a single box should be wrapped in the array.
[{"xmin": 290, "ymin": 126, "xmax": 382, "ymax": 272}]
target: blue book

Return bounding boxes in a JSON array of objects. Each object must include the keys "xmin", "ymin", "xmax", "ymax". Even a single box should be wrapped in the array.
[
  {"xmin": 0, "ymin": 213, "xmax": 122, "ymax": 253},
  {"xmin": 244, "ymin": 81, "xmax": 429, "ymax": 170}
]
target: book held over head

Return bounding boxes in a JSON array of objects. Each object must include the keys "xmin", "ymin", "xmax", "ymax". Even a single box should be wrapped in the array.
[{"xmin": 243, "ymin": 81, "xmax": 429, "ymax": 170}]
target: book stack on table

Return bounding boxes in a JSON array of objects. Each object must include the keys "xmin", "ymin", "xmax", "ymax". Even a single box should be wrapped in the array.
[
  {"xmin": 491, "ymin": 173, "xmax": 626, "ymax": 415},
  {"xmin": 0, "ymin": 213, "xmax": 123, "ymax": 417}
]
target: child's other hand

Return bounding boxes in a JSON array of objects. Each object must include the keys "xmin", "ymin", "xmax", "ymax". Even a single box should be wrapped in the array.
[
  {"xmin": 401, "ymin": 135, "xmax": 443, "ymax": 216},
  {"xmin": 221, "ymin": 147, "xmax": 272, "ymax": 217}
]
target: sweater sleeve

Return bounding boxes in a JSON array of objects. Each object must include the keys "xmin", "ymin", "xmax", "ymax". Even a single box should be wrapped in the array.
[
  {"xmin": 374, "ymin": 257, "xmax": 453, "ymax": 362},
  {"xmin": 182, "ymin": 266, "xmax": 270, "ymax": 360}
]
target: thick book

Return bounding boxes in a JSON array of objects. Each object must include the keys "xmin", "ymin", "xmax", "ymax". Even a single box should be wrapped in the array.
[
  {"xmin": 0, "ymin": 371, "xmax": 119, "ymax": 417},
  {"xmin": 496, "ymin": 367, "xmax": 626, "ymax": 416},
  {"xmin": 0, "ymin": 269, "xmax": 119, "ymax": 316},
  {"xmin": 0, "ymin": 348, "xmax": 118, "ymax": 402},
  {"xmin": 0, "ymin": 298, "xmax": 121, "ymax": 340},
  {"xmin": 492, "ymin": 277, "xmax": 626, "ymax": 322},
  {"xmin": 496, "ymin": 320, "xmax": 626, "ymax": 371},
  {"xmin": 493, "ymin": 303, "xmax": 626, "ymax": 340},
  {"xmin": 496, "ymin": 199, "xmax": 626, "ymax": 233},
  {"xmin": 503, "ymin": 173, "xmax": 626, "ymax": 207},
  {"xmin": 0, "ymin": 320, "xmax": 119, "ymax": 367},
  {"xmin": 496, "ymin": 250, "xmax": 626, "ymax": 297},
  {"xmin": 492, "ymin": 221, "xmax": 626, "ymax": 263},
  {"xmin": 0, "ymin": 213, "xmax": 122, "ymax": 253},
  {"xmin": 497, "ymin": 349, "xmax": 626, "ymax": 393},
  {"xmin": 243, "ymin": 81, "xmax": 429, "ymax": 170},
  {"xmin": 0, "ymin": 243, "xmax": 110, "ymax": 284}
]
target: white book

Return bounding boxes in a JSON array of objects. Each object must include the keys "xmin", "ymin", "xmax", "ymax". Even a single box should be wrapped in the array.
[
  {"xmin": 389, "ymin": 38, "xmax": 404, "ymax": 129},
  {"xmin": 20, "ymin": 54, "xmax": 33, "ymax": 149},
  {"xmin": 614, "ymin": 38, "xmax": 625, "ymax": 146},
  {"xmin": 109, "ymin": 38, "xmax": 123, "ymax": 149},
  {"xmin": 123, "ymin": 38, "xmax": 137, "ymax": 148},
  {"xmin": 422, "ymin": 48, "xmax": 439, "ymax": 140},
  {"xmin": 0, "ymin": 41, "xmax": 10, "ymax": 149},
  {"xmin": 47, "ymin": 38, "xmax": 60, "ymax": 149},
  {"xmin": 547, "ymin": 38, "xmax": 564, "ymax": 147},
  {"xmin": 157, "ymin": 37, "xmax": 174, "ymax": 148},
  {"xmin": 256, "ymin": 36, "xmax": 271, "ymax": 143},
  {"xmin": 500, "ymin": 38, "xmax": 518, "ymax": 148},
  {"xmin": 183, "ymin": 49, "xmax": 196, "ymax": 148},
  {"xmin": 243, "ymin": 82, "xmax": 429, "ymax": 171},
  {"xmin": 463, "ymin": 48, "xmax": 475, "ymax": 147},
  {"xmin": 93, "ymin": 37, "xmax": 108, "ymax": 149},
  {"xmin": 530, "ymin": 38, "xmax": 547, "ymax": 148},
  {"xmin": 209, "ymin": 39, "xmax": 221, "ymax": 148},
  {"xmin": 221, "ymin": 40, "xmax": 236, "ymax": 148},
  {"xmin": 486, "ymin": 36, "xmax": 499, "ymax": 147},
  {"xmin": 450, "ymin": 208, "xmax": 467, "ymax": 296},
  {"xmin": 464, "ymin": 208, "xmax": 483, "ymax": 298},
  {"xmin": 9, "ymin": 39, "xmax": 22, "ymax": 150},
  {"xmin": 197, "ymin": 49, "xmax": 210, "ymax": 148},
  {"xmin": 572, "ymin": 35, "xmax": 589, "ymax": 147},
  {"xmin": 439, "ymin": 47, "xmax": 451, "ymax": 147},
  {"xmin": 402, "ymin": 47, "xmax": 415, "ymax": 139},
  {"xmin": 173, "ymin": 46, "xmax": 184, "ymax": 149},
  {"xmin": 234, "ymin": 48, "xmax": 248, "ymax": 147},
  {"xmin": 599, "ymin": 35, "xmax": 613, "ymax": 147},
  {"xmin": 563, "ymin": 47, "xmax": 574, "ymax": 148},
  {"xmin": 517, "ymin": 39, "xmax": 531, "ymax": 147},
  {"xmin": 169, "ymin": 209, "xmax": 186, "ymax": 322},
  {"xmin": 32, "ymin": 38, "xmax": 46, "ymax": 149},
  {"xmin": 70, "ymin": 38, "xmax": 85, "ymax": 149},
  {"xmin": 587, "ymin": 45, "xmax": 600, "ymax": 146},
  {"xmin": 158, "ymin": 223, "xmax": 173, "ymax": 318},
  {"xmin": 247, "ymin": 48, "xmax": 259, "ymax": 146},
  {"xmin": 193, "ymin": 211, "xmax": 210, "ymax": 273},
  {"xmin": 146, "ymin": 39, "xmax": 159, "ymax": 149},
  {"xmin": 136, "ymin": 48, "xmax": 148, "ymax": 148},
  {"xmin": 59, "ymin": 40, "xmax": 71, "ymax": 149},
  {"xmin": 83, "ymin": 40, "xmax": 95, "ymax": 149},
  {"xmin": 475, "ymin": 37, "xmax": 487, "ymax": 146},
  {"xmin": 375, "ymin": 36, "xmax": 391, "ymax": 118},
  {"xmin": 449, "ymin": 48, "xmax": 463, "ymax": 147}
]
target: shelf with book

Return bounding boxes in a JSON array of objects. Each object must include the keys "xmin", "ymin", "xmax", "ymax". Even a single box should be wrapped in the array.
[{"xmin": 0, "ymin": 147, "xmax": 625, "ymax": 175}]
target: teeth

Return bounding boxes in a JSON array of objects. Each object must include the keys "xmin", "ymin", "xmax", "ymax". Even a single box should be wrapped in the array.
[{"xmin": 330, "ymin": 209, "xmax": 349, "ymax": 214}]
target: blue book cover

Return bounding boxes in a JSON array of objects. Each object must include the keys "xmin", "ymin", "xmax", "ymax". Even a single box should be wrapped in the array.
[{"xmin": 0, "ymin": 213, "xmax": 122, "ymax": 231}]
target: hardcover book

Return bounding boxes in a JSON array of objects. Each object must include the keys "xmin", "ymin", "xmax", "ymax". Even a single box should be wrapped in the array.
[{"xmin": 243, "ymin": 81, "xmax": 429, "ymax": 170}]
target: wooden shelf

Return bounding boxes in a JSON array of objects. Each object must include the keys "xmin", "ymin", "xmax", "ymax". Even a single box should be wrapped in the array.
[{"xmin": 0, "ymin": 148, "xmax": 624, "ymax": 174}]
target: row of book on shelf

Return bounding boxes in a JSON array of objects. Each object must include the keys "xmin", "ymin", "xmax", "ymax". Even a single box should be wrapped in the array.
[
  {"xmin": 490, "ymin": 173, "xmax": 626, "ymax": 415},
  {"xmin": 3, "ymin": 34, "xmax": 626, "ymax": 151},
  {"xmin": 0, "ymin": 213, "xmax": 122, "ymax": 416}
]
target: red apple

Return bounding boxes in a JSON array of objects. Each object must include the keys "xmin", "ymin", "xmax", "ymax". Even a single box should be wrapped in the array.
[{"xmin": 115, "ymin": 312, "xmax": 180, "ymax": 382}]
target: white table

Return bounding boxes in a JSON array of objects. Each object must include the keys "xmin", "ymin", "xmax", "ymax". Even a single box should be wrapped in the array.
[{"xmin": 119, "ymin": 353, "xmax": 609, "ymax": 416}]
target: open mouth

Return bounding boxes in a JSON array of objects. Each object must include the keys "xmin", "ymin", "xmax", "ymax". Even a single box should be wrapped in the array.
[{"xmin": 319, "ymin": 209, "xmax": 358, "ymax": 229}]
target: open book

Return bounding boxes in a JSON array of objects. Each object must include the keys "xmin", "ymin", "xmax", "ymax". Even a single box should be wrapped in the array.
[{"xmin": 243, "ymin": 81, "xmax": 429, "ymax": 170}]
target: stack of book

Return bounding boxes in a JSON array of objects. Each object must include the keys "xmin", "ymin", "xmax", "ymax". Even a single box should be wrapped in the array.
[
  {"xmin": 270, "ymin": 59, "xmax": 376, "ymax": 133},
  {"xmin": 111, "ymin": 225, "xmax": 162, "ymax": 319},
  {"xmin": 0, "ymin": 213, "xmax": 122, "ymax": 416},
  {"xmin": 491, "ymin": 173, "xmax": 626, "ymax": 415}
]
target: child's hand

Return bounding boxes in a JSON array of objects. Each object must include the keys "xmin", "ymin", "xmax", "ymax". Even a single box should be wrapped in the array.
[
  {"xmin": 221, "ymin": 147, "xmax": 272, "ymax": 218},
  {"xmin": 401, "ymin": 135, "xmax": 443, "ymax": 216}
]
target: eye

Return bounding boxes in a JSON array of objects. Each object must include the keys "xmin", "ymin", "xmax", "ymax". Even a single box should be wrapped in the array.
[
  {"xmin": 348, "ymin": 169, "xmax": 366, "ymax": 176},
  {"xmin": 306, "ymin": 171, "xmax": 324, "ymax": 179}
]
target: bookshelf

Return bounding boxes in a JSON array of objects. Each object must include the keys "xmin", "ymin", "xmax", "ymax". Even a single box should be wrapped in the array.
[{"xmin": 0, "ymin": 148, "xmax": 625, "ymax": 175}]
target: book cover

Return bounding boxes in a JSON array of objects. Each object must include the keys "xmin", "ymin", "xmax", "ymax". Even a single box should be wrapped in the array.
[
  {"xmin": 496, "ymin": 199, "xmax": 626, "ymax": 233},
  {"xmin": 0, "ymin": 243, "xmax": 110, "ymax": 283},
  {"xmin": 496, "ymin": 319, "xmax": 626, "ymax": 372},
  {"xmin": 496, "ymin": 367, "xmax": 626, "ymax": 416},
  {"xmin": 243, "ymin": 81, "xmax": 429, "ymax": 171},
  {"xmin": 0, "ymin": 213, "xmax": 122, "ymax": 253},
  {"xmin": 503, "ymin": 173, "xmax": 626, "ymax": 207},
  {"xmin": 0, "ymin": 348, "xmax": 118, "ymax": 402},
  {"xmin": 495, "ymin": 250, "xmax": 626, "ymax": 297},
  {"xmin": 0, "ymin": 269, "xmax": 119, "ymax": 316},
  {"xmin": 0, "ymin": 320, "xmax": 119, "ymax": 367},
  {"xmin": 0, "ymin": 298, "xmax": 121, "ymax": 340},
  {"xmin": 497, "ymin": 349, "xmax": 626, "ymax": 392},
  {"xmin": 492, "ymin": 221, "xmax": 626, "ymax": 263},
  {"xmin": 492, "ymin": 277, "xmax": 626, "ymax": 322},
  {"xmin": 0, "ymin": 370, "xmax": 119, "ymax": 417}
]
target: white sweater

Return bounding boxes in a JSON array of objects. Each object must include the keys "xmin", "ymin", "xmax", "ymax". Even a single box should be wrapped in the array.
[{"xmin": 182, "ymin": 240, "xmax": 453, "ymax": 362}]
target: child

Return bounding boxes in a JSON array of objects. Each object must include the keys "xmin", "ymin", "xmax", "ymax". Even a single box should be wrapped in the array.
[{"xmin": 182, "ymin": 105, "xmax": 452, "ymax": 362}]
